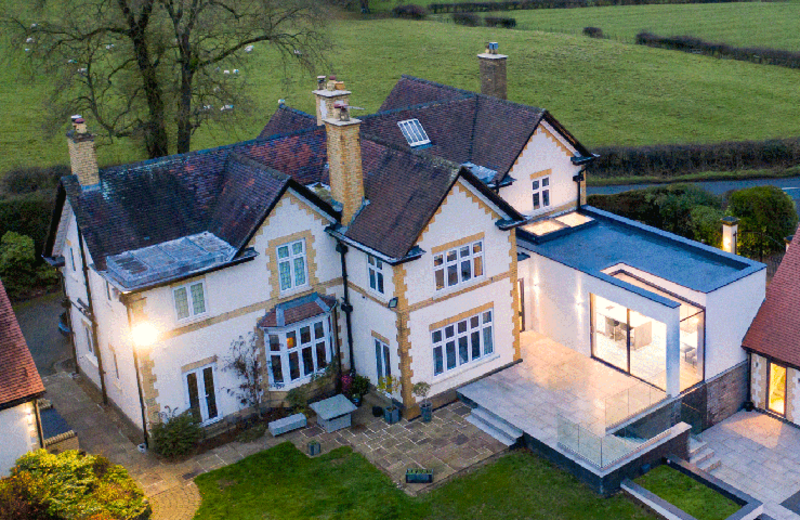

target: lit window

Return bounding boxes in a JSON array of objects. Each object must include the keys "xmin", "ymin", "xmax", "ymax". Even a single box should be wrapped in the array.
[
  {"xmin": 267, "ymin": 316, "xmax": 332, "ymax": 389},
  {"xmin": 397, "ymin": 119, "xmax": 431, "ymax": 147},
  {"xmin": 532, "ymin": 176, "xmax": 551, "ymax": 211},
  {"xmin": 368, "ymin": 255, "xmax": 384, "ymax": 294},
  {"xmin": 173, "ymin": 281, "xmax": 207, "ymax": 321},
  {"xmin": 434, "ymin": 240, "xmax": 484, "ymax": 291},
  {"xmin": 277, "ymin": 240, "xmax": 308, "ymax": 292},
  {"xmin": 432, "ymin": 309, "xmax": 493, "ymax": 376}
]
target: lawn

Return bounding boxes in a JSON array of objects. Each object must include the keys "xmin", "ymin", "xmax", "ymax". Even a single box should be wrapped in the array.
[
  {"xmin": 634, "ymin": 465, "xmax": 740, "ymax": 520},
  {"xmin": 193, "ymin": 442, "xmax": 656, "ymax": 520},
  {"xmin": 503, "ymin": 1, "xmax": 800, "ymax": 50},
  {"xmin": 3, "ymin": 16, "xmax": 800, "ymax": 172}
]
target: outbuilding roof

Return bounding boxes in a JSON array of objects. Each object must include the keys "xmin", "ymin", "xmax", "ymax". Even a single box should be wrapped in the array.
[
  {"xmin": 742, "ymin": 230, "xmax": 800, "ymax": 366},
  {"xmin": 0, "ymin": 278, "xmax": 45, "ymax": 410}
]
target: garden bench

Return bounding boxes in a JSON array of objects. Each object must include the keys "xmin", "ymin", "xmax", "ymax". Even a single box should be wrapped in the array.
[{"xmin": 268, "ymin": 413, "xmax": 307, "ymax": 436}]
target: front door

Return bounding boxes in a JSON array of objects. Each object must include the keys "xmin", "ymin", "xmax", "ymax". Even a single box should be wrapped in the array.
[{"xmin": 185, "ymin": 365, "xmax": 219, "ymax": 424}]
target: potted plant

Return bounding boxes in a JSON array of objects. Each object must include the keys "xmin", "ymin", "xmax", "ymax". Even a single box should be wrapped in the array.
[
  {"xmin": 377, "ymin": 375, "xmax": 402, "ymax": 424},
  {"xmin": 352, "ymin": 375, "xmax": 370, "ymax": 398},
  {"xmin": 413, "ymin": 381, "xmax": 432, "ymax": 423},
  {"xmin": 351, "ymin": 393, "xmax": 362, "ymax": 407},
  {"xmin": 308, "ymin": 439, "xmax": 321, "ymax": 456},
  {"xmin": 405, "ymin": 467, "xmax": 433, "ymax": 484}
]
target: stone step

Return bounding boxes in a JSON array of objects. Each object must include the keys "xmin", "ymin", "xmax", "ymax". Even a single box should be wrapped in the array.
[
  {"xmin": 691, "ymin": 447, "xmax": 715, "ymax": 466},
  {"xmin": 466, "ymin": 413, "xmax": 518, "ymax": 446},
  {"xmin": 697, "ymin": 456, "xmax": 722, "ymax": 473},
  {"xmin": 689, "ymin": 437, "xmax": 707, "ymax": 457},
  {"xmin": 470, "ymin": 406, "xmax": 523, "ymax": 439}
]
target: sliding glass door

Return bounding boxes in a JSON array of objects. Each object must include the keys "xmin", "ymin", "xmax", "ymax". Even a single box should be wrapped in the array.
[{"xmin": 768, "ymin": 362, "xmax": 787, "ymax": 416}]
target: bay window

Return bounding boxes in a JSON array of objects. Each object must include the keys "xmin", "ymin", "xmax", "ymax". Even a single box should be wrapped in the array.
[
  {"xmin": 434, "ymin": 240, "xmax": 484, "ymax": 291},
  {"xmin": 432, "ymin": 309, "xmax": 494, "ymax": 377},
  {"xmin": 266, "ymin": 315, "xmax": 332, "ymax": 389}
]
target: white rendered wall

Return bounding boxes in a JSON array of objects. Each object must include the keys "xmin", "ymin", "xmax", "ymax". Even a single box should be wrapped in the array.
[
  {"xmin": 404, "ymin": 179, "xmax": 517, "ymax": 400},
  {"xmin": 704, "ymin": 270, "xmax": 766, "ymax": 379},
  {"xmin": 500, "ymin": 121, "xmax": 583, "ymax": 217},
  {"xmin": 0, "ymin": 402, "xmax": 37, "ymax": 477}
]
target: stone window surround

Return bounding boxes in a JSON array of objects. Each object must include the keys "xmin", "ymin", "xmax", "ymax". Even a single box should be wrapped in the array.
[
  {"xmin": 531, "ymin": 172, "xmax": 551, "ymax": 213},
  {"xmin": 276, "ymin": 238, "xmax": 309, "ymax": 294},
  {"xmin": 183, "ymin": 362, "xmax": 221, "ymax": 426},
  {"xmin": 268, "ymin": 230, "xmax": 319, "ymax": 301}
]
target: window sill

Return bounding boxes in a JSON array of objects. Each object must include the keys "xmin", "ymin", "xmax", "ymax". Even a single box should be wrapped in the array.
[
  {"xmin": 434, "ymin": 353, "xmax": 500, "ymax": 384},
  {"xmin": 433, "ymin": 277, "xmax": 486, "ymax": 300},
  {"xmin": 175, "ymin": 312, "xmax": 210, "ymax": 327},
  {"xmin": 269, "ymin": 372, "xmax": 328, "ymax": 392},
  {"xmin": 279, "ymin": 285, "xmax": 311, "ymax": 299}
]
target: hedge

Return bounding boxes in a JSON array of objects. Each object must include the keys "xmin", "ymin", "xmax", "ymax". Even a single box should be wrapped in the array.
[
  {"xmin": 429, "ymin": 0, "xmax": 759, "ymax": 14},
  {"xmin": 586, "ymin": 138, "xmax": 800, "ymax": 179},
  {"xmin": 392, "ymin": 4, "xmax": 427, "ymax": 18},
  {"xmin": 636, "ymin": 32, "xmax": 800, "ymax": 70},
  {"xmin": 485, "ymin": 16, "xmax": 517, "ymax": 28}
]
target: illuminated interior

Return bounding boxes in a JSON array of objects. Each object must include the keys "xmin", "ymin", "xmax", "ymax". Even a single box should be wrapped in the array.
[
  {"xmin": 768, "ymin": 362, "xmax": 787, "ymax": 416},
  {"xmin": 522, "ymin": 211, "xmax": 594, "ymax": 237}
]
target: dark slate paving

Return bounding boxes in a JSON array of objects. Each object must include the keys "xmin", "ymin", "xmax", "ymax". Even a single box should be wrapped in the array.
[{"xmin": 781, "ymin": 489, "xmax": 800, "ymax": 515}]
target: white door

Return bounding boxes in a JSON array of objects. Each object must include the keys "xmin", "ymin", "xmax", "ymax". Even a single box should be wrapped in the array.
[{"xmin": 184, "ymin": 365, "xmax": 219, "ymax": 424}]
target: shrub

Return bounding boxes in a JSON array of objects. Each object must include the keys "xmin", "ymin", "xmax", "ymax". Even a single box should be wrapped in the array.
[
  {"xmin": 0, "ymin": 232, "xmax": 59, "ymax": 301},
  {"xmin": 0, "ymin": 449, "xmax": 150, "ymax": 520},
  {"xmin": 286, "ymin": 386, "xmax": 308, "ymax": 414},
  {"xmin": 392, "ymin": 4, "xmax": 427, "ymax": 18},
  {"xmin": 351, "ymin": 375, "xmax": 371, "ymax": 397},
  {"xmin": 727, "ymin": 186, "xmax": 798, "ymax": 257},
  {"xmin": 689, "ymin": 205, "xmax": 724, "ymax": 247},
  {"xmin": 0, "ymin": 191, "xmax": 56, "ymax": 259},
  {"xmin": 485, "ymin": 16, "xmax": 516, "ymax": 28},
  {"xmin": 150, "ymin": 407, "xmax": 203, "ymax": 459},
  {"xmin": 1, "ymin": 166, "xmax": 68, "ymax": 196},
  {"xmin": 452, "ymin": 12, "xmax": 480, "ymax": 26},
  {"xmin": 583, "ymin": 26, "xmax": 604, "ymax": 38}
]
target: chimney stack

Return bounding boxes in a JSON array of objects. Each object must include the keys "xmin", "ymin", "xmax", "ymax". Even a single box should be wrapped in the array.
[
  {"xmin": 313, "ymin": 75, "xmax": 350, "ymax": 126},
  {"xmin": 67, "ymin": 115, "xmax": 99, "ymax": 187},
  {"xmin": 478, "ymin": 42, "xmax": 508, "ymax": 100},
  {"xmin": 324, "ymin": 98, "xmax": 364, "ymax": 226}
]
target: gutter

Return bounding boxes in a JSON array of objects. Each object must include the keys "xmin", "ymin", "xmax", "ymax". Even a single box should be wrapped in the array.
[
  {"xmin": 335, "ymin": 241, "xmax": 356, "ymax": 374},
  {"xmin": 326, "ymin": 225, "xmax": 425, "ymax": 266},
  {"xmin": 570, "ymin": 153, "xmax": 600, "ymax": 166}
]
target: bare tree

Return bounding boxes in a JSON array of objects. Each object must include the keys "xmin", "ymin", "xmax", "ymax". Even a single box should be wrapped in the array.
[
  {"xmin": 224, "ymin": 332, "xmax": 265, "ymax": 417},
  {"xmin": 4, "ymin": 0, "xmax": 328, "ymax": 158}
]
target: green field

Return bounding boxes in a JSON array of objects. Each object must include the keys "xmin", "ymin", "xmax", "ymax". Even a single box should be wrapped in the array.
[
  {"xmin": 2, "ymin": 15, "xmax": 800, "ymax": 171},
  {"xmin": 505, "ymin": 1, "xmax": 800, "ymax": 50}
]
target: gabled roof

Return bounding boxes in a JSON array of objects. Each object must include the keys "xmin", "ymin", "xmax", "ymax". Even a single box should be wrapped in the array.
[
  {"xmin": 743, "ymin": 230, "xmax": 800, "ymax": 366},
  {"xmin": 378, "ymin": 75, "xmax": 473, "ymax": 112},
  {"xmin": 258, "ymin": 104, "xmax": 316, "ymax": 139},
  {"xmin": 0, "ymin": 278, "xmax": 45, "ymax": 410}
]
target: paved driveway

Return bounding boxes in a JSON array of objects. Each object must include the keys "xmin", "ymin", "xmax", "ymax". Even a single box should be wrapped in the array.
[
  {"xmin": 703, "ymin": 411, "xmax": 800, "ymax": 520},
  {"xmin": 14, "ymin": 292, "xmax": 73, "ymax": 375}
]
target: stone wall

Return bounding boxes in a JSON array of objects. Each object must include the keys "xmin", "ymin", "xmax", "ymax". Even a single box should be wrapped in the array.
[{"xmin": 705, "ymin": 360, "xmax": 748, "ymax": 427}]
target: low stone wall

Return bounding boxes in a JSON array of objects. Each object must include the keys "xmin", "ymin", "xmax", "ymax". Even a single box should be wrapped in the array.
[{"xmin": 45, "ymin": 431, "xmax": 79, "ymax": 454}]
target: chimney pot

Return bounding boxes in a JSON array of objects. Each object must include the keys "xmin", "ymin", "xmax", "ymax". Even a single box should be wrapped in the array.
[{"xmin": 317, "ymin": 75, "xmax": 326, "ymax": 89}]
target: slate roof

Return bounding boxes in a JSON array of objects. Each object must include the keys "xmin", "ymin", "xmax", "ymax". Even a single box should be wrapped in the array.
[
  {"xmin": 378, "ymin": 75, "xmax": 472, "ymax": 112},
  {"xmin": 258, "ymin": 105, "xmax": 316, "ymax": 139},
  {"xmin": 742, "ymin": 230, "xmax": 800, "ymax": 366},
  {"xmin": 258, "ymin": 292, "xmax": 337, "ymax": 328},
  {"xmin": 0, "ymin": 278, "xmax": 45, "ymax": 410}
]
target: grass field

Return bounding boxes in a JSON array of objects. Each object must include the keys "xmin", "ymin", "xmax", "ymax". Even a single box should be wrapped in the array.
[
  {"xmin": 193, "ymin": 442, "xmax": 655, "ymax": 520},
  {"xmin": 502, "ymin": 1, "xmax": 800, "ymax": 50},
  {"xmin": 2, "ymin": 16, "xmax": 800, "ymax": 171},
  {"xmin": 635, "ymin": 465, "xmax": 740, "ymax": 520}
]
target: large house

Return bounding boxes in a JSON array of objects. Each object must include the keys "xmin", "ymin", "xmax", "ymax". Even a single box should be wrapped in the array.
[
  {"xmin": 0, "ymin": 278, "xmax": 45, "ymax": 475},
  {"xmin": 44, "ymin": 45, "xmax": 765, "ymax": 477}
]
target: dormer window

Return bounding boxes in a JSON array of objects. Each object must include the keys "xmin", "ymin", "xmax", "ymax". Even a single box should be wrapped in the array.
[{"xmin": 398, "ymin": 119, "xmax": 431, "ymax": 147}]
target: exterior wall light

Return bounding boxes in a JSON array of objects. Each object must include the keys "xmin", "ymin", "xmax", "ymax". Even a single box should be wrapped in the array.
[
  {"xmin": 720, "ymin": 216, "xmax": 739, "ymax": 255},
  {"xmin": 388, "ymin": 297, "xmax": 398, "ymax": 309},
  {"xmin": 131, "ymin": 322, "xmax": 158, "ymax": 348}
]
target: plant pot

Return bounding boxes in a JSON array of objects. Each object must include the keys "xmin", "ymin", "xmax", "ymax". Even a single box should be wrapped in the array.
[
  {"xmin": 405, "ymin": 468, "xmax": 433, "ymax": 484},
  {"xmin": 308, "ymin": 441, "xmax": 321, "ymax": 456},
  {"xmin": 384, "ymin": 406, "xmax": 400, "ymax": 424},
  {"xmin": 372, "ymin": 406, "xmax": 384, "ymax": 417},
  {"xmin": 420, "ymin": 402, "xmax": 432, "ymax": 423},
  {"xmin": 351, "ymin": 394, "xmax": 362, "ymax": 407}
]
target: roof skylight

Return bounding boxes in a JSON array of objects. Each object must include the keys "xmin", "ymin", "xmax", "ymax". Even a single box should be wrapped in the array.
[{"xmin": 397, "ymin": 119, "xmax": 431, "ymax": 147}]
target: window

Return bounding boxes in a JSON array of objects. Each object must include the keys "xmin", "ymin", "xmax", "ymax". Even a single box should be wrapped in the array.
[
  {"xmin": 432, "ymin": 309, "xmax": 494, "ymax": 377},
  {"xmin": 768, "ymin": 362, "xmax": 787, "ymax": 416},
  {"xmin": 267, "ymin": 316, "xmax": 332, "ymax": 389},
  {"xmin": 173, "ymin": 281, "xmax": 207, "ymax": 321},
  {"xmin": 434, "ymin": 240, "xmax": 484, "ymax": 291},
  {"xmin": 69, "ymin": 248, "xmax": 76, "ymax": 271},
  {"xmin": 375, "ymin": 338, "xmax": 391, "ymax": 380},
  {"xmin": 532, "ymin": 176, "xmax": 551, "ymax": 211},
  {"xmin": 368, "ymin": 255, "xmax": 384, "ymax": 294},
  {"xmin": 397, "ymin": 119, "xmax": 431, "ymax": 147},
  {"xmin": 184, "ymin": 365, "xmax": 219, "ymax": 424},
  {"xmin": 84, "ymin": 324, "xmax": 94, "ymax": 355},
  {"xmin": 277, "ymin": 240, "xmax": 307, "ymax": 293}
]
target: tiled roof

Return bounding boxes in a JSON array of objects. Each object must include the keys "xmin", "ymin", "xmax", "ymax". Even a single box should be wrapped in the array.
[
  {"xmin": 258, "ymin": 105, "xmax": 316, "ymax": 139},
  {"xmin": 743, "ymin": 230, "xmax": 800, "ymax": 366},
  {"xmin": 258, "ymin": 292, "xmax": 337, "ymax": 328},
  {"xmin": 378, "ymin": 75, "xmax": 472, "ymax": 112},
  {"xmin": 0, "ymin": 278, "xmax": 45, "ymax": 409}
]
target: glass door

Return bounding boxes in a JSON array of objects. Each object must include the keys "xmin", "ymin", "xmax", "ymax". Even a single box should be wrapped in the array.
[
  {"xmin": 591, "ymin": 294, "xmax": 629, "ymax": 371},
  {"xmin": 768, "ymin": 362, "xmax": 787, "ymax": 416},
  {"xmin": 185, "ymin": 365, "xmax": 219, "ymax": 424}
]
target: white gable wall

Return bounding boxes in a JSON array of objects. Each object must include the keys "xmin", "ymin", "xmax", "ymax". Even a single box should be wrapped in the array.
[
  {"xmin": 0, "ymin": 402, "xmax": 37, "ymax": 477},
  {"xmin": 501, "ymin": 121, "xmax": 582, "ymax": 217}
]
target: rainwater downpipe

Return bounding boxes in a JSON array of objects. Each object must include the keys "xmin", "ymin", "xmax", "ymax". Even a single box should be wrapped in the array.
[
  {"xmin": 336, "ymin": 240, "xmax": 356, "ymax": 374},
  {"xmin": 124, "ymin": 300, "xmax": 149, "ymax": 449},
  {"xmin": 573, "ymin": 169, "xmax": 586, "ymax": 210},
  {"xmin": 78, "ymin": 229, "xmax": 108, "ymax": 405}
]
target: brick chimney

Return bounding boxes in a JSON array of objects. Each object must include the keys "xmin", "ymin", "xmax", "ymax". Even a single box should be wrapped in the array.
[
  {"xmin": 313, "ymin": 75, "xmax": 350, "ymax": 126},
  {"xmin": 478, "ymin": 42, "xmax": 508, "ymax": 100},
  {"xmin": 67, "ymin": 115, "xmax": 99, "ymax": 187},
  {"xmin": 324, "ymin": 102, "xmax": 364, "ymax": 226}
]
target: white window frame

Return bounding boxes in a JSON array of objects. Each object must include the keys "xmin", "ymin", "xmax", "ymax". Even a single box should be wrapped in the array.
[
  {"xmin": 433, "ymin": 240, "xmax": 484, "ymax": 292},
  {"xmin": 172, "ymin": 280, "xmax": 208, "ymax": 322},
  {"xmin": 532, "ymin": 176, "xmax": 551, "ymax": 212},
  {"xmin": 277, "ymin": 239, "xmax": 308, "ymax": 294},
  {"xmin": 397, "ymin": 119, "xmax": 431, "ymax": 147},
  {"xmin": 368, "ymin": 254, "xmax": 385, "ymax": 294},
  {"xmin": 266, "ymin": 314, "xmax": 333, "ymax": 390},
  {"xmin": 375, "ymin": 337, "xmax": 391, "ymax": 380},
  {"xmin": 183, "ymin": 363, "xmax": 221, "ymax": 426},
  {"xmin": 83, "ymin": 324, "xmax": 95, "ymax": 356},
  {"xmin": 431, "ymin": 309, "xmax": 494, "ymax": 377}
]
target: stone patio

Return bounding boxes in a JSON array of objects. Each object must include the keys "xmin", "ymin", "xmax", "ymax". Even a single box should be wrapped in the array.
[
  {"xmin": 702, "ymin": 411, "xmax": 800, "ymax": 520},
  {"xmin": 42, "ymin": 371, "xmax": 507, "ymax": 520}
]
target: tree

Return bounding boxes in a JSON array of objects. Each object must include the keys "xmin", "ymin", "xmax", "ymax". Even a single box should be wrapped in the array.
[
  {"xmin": 4, "ymin": 0, "xmax": 328, "ymax": 158},
  {"xmin": 0, "ymin": 232, "xmax": 58, "ymax": 301},
  {"xmin": 224, "ymin": 332, "xmax": 264, "ymax": 417},
  {"xmin": 727, "ymin": 186, "xmax": 799, "ymax": 258}
]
